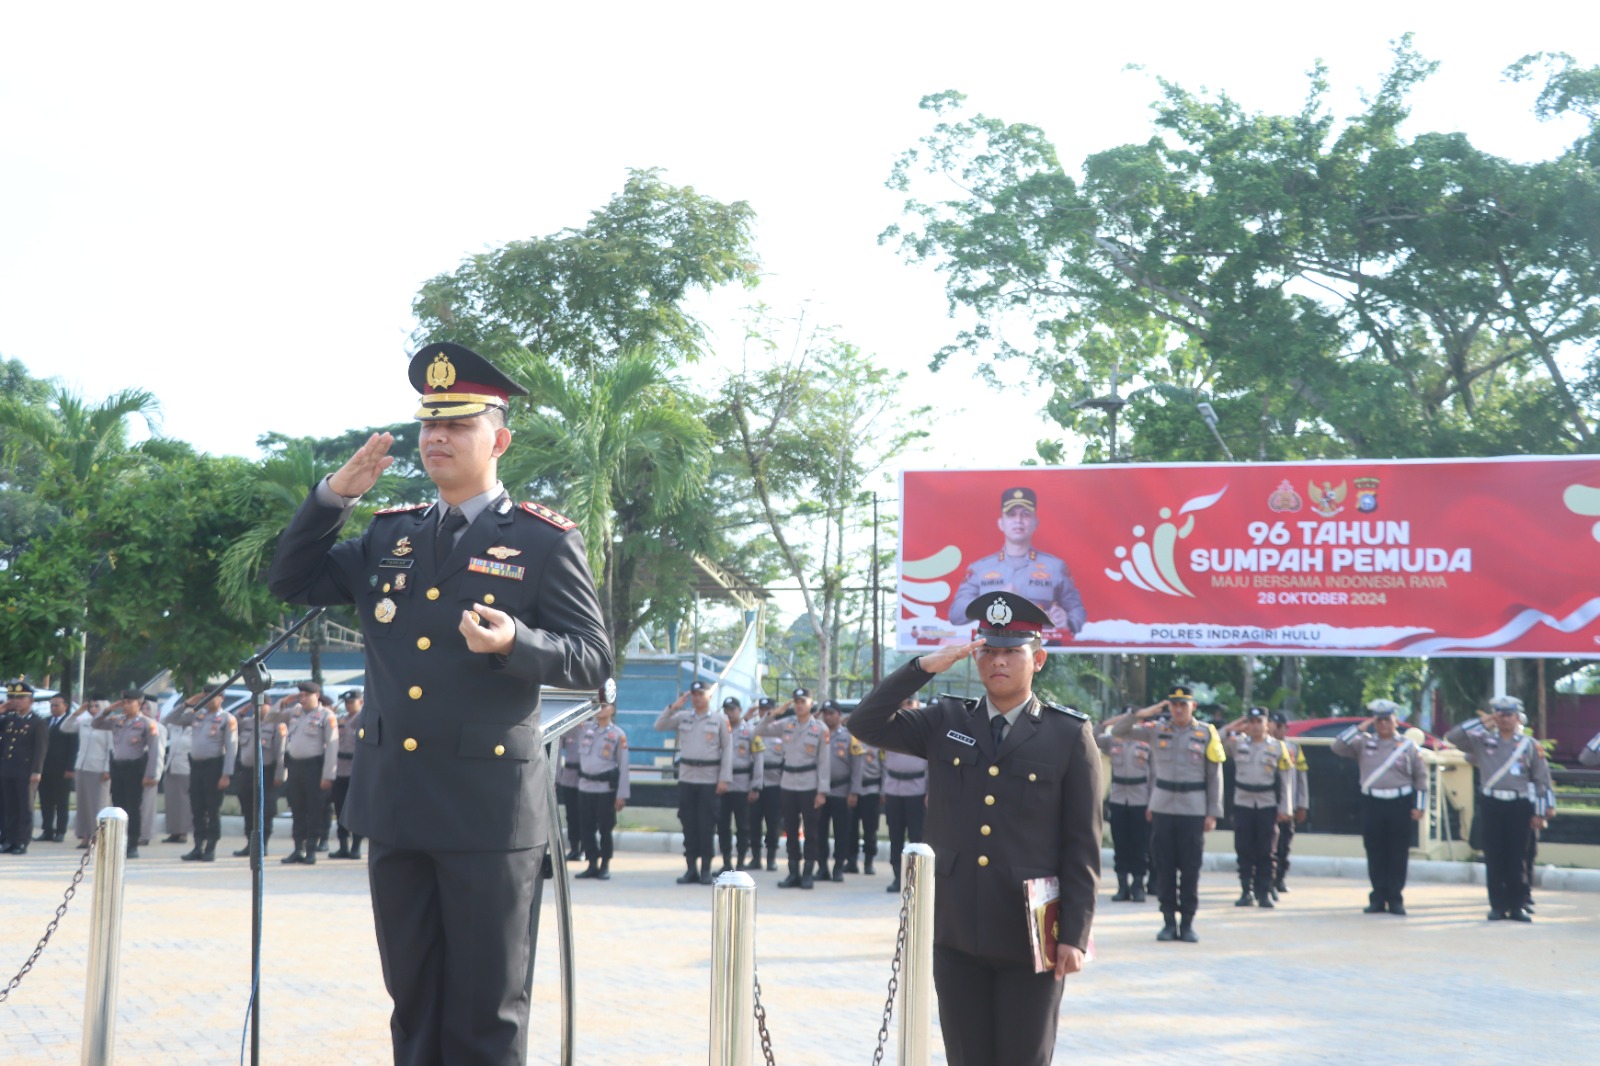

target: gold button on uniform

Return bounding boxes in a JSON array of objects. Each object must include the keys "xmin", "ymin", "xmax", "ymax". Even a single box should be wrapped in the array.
[
  {"xmin": 980, "ymin": 824, "xmax": 991, "ymax": 836},
  {"xmin": 1028, "ymin": 773, "xmax": 1037, "ymax": 782},
  {"xmin": 409, "ymin": 686, "xmax": 423, "ymax": 700},
  {"xmin": 403, "ymin": 738, "xmax": 418, "ymax": 752},
  {"xmin": 483, "ymin": 593, "xmax": 495, "ymax": 605},
  {"xmin": 984, "ymin": 795, "xmax": 995, "ymax": 806},
  {"xmin": 494, "ymin": 744, "xmax": 506, "ymax": 756},
  {"xmin": 426, "ymin": 587, "xmax": 440, "ymax": 600},
  {"xmin": 978, "ymin": 855, "xmax": 989, "ymax": 867},
  {"xmin": 382, "ymin": 582, "xmax": 391, "ymax": 593},
  {"xmin": 417, "ymin": 636, "xmax": 431, "ymax": 650},
  {"xmin": 953, "ymin": 757, "xmax": 961, "ymax": 767},
  {"xmin": 988, "ymin": 766, "xmax": 999, "ymax": 777},
  {"xmin": 358, "ymin": 728, "xmax": 365, "ymax": 739}
]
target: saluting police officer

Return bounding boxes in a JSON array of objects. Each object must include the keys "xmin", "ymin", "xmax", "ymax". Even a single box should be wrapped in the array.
[
  {"xmin": 1221, "ymin": 708, "xmax": 1294, "ymax": 909},
  {"xmin": 1, "ymin": 681, "xmax": 49, "ymax": 853},
  {"xmin": 746, "ymin": 697, "xmax": 783, "ymax": 872},
  {"xmin": 267, "ymin": 341, "xmax": 611, "ymax": 1066},
  {"xmin": 850, "ymin": 729, "xmax": 883, "ymax": 876},
  {"xmin": 819, "ymin": 699, "xmax": 858, "ymax": 882},
  {"xmin": 265, "ymin": 682, "xmax": 339, "ymax": 865},
  {"xmin": 166, "ymin": 692, "xmax": 238, "ymax": 862},
  {"xmin": 1444, "ymin": 696, "xmax": 1552, "ymax": 921},
  {"xmin": 655, "ymin": 680, "xmax": 733, "ymax": 885},
  {"xmin": 717, "ymin": 696, "xmax": 762, "ymax": 873},
  {"xmin": 1095, "ymin": 706, "xmax": 1153, "ymax": 902},
  {"xmin": 881, "ymin": 700, "xmax": 928, "ymax": 895},
  {"xmin": 849, "ymin": 591, "xmax": 1100, "ymax": 1066},
  {"xmin": 754, "ymin": 688, "xmax": 831, "ymax": 889},
  {"xmin": 330, "ymin": 690, "xmax": 365, "ymax": 859},
  {"xmin": 1330, "ymin": 700, "xmax": 1428, "ymax": 915},
  {"xmin": 92, "ymin": 690, "xmax": 163, "ymax": 859},
  {"xmin": 233, "ymin": 703, "xmax": 286, "ymax": 856},
  {"xmin": 573, "ymin": 697, "xmax": 629, "ymax": 881},
  {"xmin": 1266, "ymin": 711, "xmax": 1308, "ymax": 897},
  {"xmin": 1113, "ymin": 687, "xmax": 1224, "ymax": 943}
]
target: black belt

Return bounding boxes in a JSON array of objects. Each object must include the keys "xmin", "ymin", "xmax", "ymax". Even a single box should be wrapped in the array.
[
  {"xmin": 732, "ymin": 764, "xmax": 754, "ymax": 774},
  {"xmin": 782, "ymin": 764, "xmax": 816, "ymax": 773},
  {"xmin": 111, "ymin": 757, "xmax": 148, "ymax": 766},
  {"xmin": 1111, "ymin": 775, "xmax": 1147, "ymax": 785},
  {"xmin": 1236, "ymin": 781, "xmax": 1276, "ymax": 793},
  {"xmin": 287, "ymin": 754, "xmax": 324, "ymax": 764},
  {"xmin": 190, "ymin": 755, "xmax": 224, "ymax": 763},
  {"xmin": 579, "ymin": 769, "xmax": 619, "ymax": 782},
  {"xmin": 1155, "ymin": 779, "xmax": 1207, "ymax": 793},
  {"xmin": 860, "ymin": 777, "xmax": 881, "ymax": 786},
  {"xmin": 680, "ymin": 758, "xmax": 721, "ymax": 767},
  {"xmin": 887, "ymin": 769, "xmax": 925, "ymax": 781},
  {"xmin": 337, "ymin": 753, "xmax": 354, "ymax": 760}
]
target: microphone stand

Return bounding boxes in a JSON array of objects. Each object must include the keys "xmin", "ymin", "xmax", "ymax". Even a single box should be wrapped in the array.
[{"xmin": 193, "ymin": 606, "xmax": 325, "ymax": 1066}]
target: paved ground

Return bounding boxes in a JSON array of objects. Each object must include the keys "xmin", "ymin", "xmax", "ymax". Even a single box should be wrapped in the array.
[{"xmin": 3, "ymin": 838, "xmax": 1597, "ymax": 1065}]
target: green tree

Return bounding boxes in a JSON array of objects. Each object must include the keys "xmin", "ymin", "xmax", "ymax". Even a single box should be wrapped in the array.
[{"xmin": 413, "ymin": 168, "xmax": 760, "ymax": 373}]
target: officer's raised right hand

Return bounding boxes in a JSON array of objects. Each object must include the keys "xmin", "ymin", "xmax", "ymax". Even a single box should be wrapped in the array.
[
  {"xmin": 918, "ymin": 639, "xmax": 984, "ymax": 674},
  {"xmin": 1135, "ymin": 701, "xmax": 1169, "ymax": 721},
  {"xmin": 327, "ymin": 432, "xmax": 396, "ymax": 498}
]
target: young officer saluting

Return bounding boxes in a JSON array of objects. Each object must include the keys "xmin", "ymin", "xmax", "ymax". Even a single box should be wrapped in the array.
[
  {"xmin": 1331, "ymin": 699, "xmax": 1428, "ymax": 915},
  {"xmin": 849, "ymin": 591, "xmax": 1101, "ymax": 1066}
]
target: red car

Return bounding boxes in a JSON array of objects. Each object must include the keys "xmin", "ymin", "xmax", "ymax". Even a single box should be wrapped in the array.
[{"xmin": 1283, "ymin": 716, "xmax": 1446, "ymax": 751}]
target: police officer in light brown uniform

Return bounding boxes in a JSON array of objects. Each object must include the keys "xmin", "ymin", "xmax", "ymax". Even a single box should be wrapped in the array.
[
  {"xmin": 1331, "ymin": 699, "xmax": 1428, "ymax": 915},
  {"xmin": 717, "ymin": 696, "xmax": 762, "ymax": 872},
  {"xmin": 880, "ymin": 709, "xmax": 928, "ymax": 894},
  {"xmin": 329, "ymin": 690, "xmax": 365, "ymax": 859},
  {"xmin": 1221, "ymin": 707, "xmax": 1294, "ymax": 909},
  {"xmin": 234, "ymin": 704, "xmax": 287, "ymax": 856},
  {"xmin": 92, "ymin": 690, "xmax": 164, "ymax": 859},
  {"xmin": 556, "ymin": 723, "xmax": 584, "ymax": 861},
  {"xmin": 574, "ymin": 701, "xmax": 629, "ymax": 881},
  {"xmin": 755, "ymin": 688, "xmax": 831, "ymax": 889},
  {"xmin": 819, "ymin": 700, "xmax": 858, "ymax": 882},
  {"xmin": 848, "ymin": 590, "xmax": 1100, "ymax": 1066},
  {"xmin": 655, "ymin": 680, "xmax": 733, "ymax": 885},
  {"xmin": 747, "ymin": 698, "xmax": 784, "ymax": 871},
  {"xmin": 167, "ymin": 693, "xmax": 238, "ymax": 862},
  {"xmin": 1112, "ymin": 687, "xmax": 1224, "ymax": 942},
  {"xmin": 1096, "ymin": 706, "xmax": 1153, "ymax": 902},
  {"xmin": 265, "ymin": 683, "xmax": 339, "ymax": 865},
  {"xmin": 849, "ymin": 732, "xmax": 883, "ymax": 876}
]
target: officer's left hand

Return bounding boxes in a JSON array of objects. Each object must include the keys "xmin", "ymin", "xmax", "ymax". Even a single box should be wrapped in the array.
[
  {"xmin": 321, "ymin": 779, "xmax": 333, "ymax": 791},
  {"xmin": 30, "ymin": 773, "xmax": 40, "ymax": 785},
  {"xmin": 715, "ymin": 782, "xmax": 728, "ymax": 795},
  {"xmin": 1531, "ymin": 816, "xmax": 1547, "ymax": 830},
  {"xmin": 847, "ymin": 793, "xmax": 858, "ymax": 809},
  {"xmin": 1203, "ymin": 816, "xmax": 1216, "ymax": 832},
  {"xmin": 813, "ymin": 792, "xmax": 826, "ymax": 810},
  {"xmin": 218, "ymin": 775, "xmax": 230, "ymax": 790},
  {"xmin": 1054, "ymin": 944, "xmax": 1086, "ymax": 979},
  {"xmin": 460, "ymin": 603, "xmax": 516, "ymax": 656},
  {"xmin": 142, "ymin": 777, "xmax": 156, "ymax": 789},
  {"xmin": 614, "ymin": 798, "xmax": 626, "ymax": 813},
  {"xmin": 1295, "ymin": 807, "xmax": 1307, "ymax": 824},
  {"xmin": 1408, "ymin": 809, "xmax": 1423, "ymax": 822},
  {"xmin": 1276, "ymin": 813, "xmax": 1291, "ymax": 823}
]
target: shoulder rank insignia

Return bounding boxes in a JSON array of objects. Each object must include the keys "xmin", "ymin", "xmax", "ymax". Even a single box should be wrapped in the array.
[
  {"xmin": 520, "ymin": 501, "xmax": 576, "ymax": 530},
  {"xmin": 1043, "ymin": 703, "xmax": 1089, "ymax": 720},
  {"xmin": 375, "ymin": 503, "xmax": 429, "ymax": 516},
  {"xmin": 937, "ymin": 692, "xmax": 978, "ymax": 710},
  {"xmin": 849, "ymin": 738, "xmax": 865, "ymax": 756}
]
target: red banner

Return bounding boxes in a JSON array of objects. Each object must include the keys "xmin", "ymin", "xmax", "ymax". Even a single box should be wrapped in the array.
[{"xmin": 898, "ymin": 458, "xmax": 1600, "ymax": 657}]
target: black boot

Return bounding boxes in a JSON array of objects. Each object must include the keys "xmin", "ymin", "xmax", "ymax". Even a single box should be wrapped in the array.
[
  {"xmin": 831, "ymin": 860, "xmax": 845, "ymax": 882},
  {"xmin": 575, "ymin": 859, "xmax": 600, "ymax": 879},
  {"xmin": 1235, "ymin": 884, "xmax": 1255, "ymax": 907},
  {"xmin": 886, "ymin": 858, "xmax": 901, "ymax": 893},
  {"xmin": 180, "ymin": 845, "xmax": 205, "ymax": 862},
  {"xmin": 597, "ymin": 858, "xmax": 611, "ymax": 881},
  {"xmin": 349, "ymin": 836, "xmax": 363, "ymax": 860},
  {"xmin": 699, "ymin": 858, "xmax": 715, "ymax": 885},
  {"xmin": 800, "ymin": 860, "xmax": 816, "ymax": 889},
  {"xmin": 778, "ymin": 860, "xmax": 802, "ymax": 888},
  {"xmin": 163, "ymin": 834, "xmax": 186, "ymax": 844},
  {"xmin": 1130, "ymin": 877, "xmax": 1147, "ymax": 903},
  {"xmin": 1274, "ymin": 877, "xmax": 1289, "ymax": 895},
  {"xmin": 863, "ymin": 856, "xmax": 875, "ymax": 876},
  {"xmin": 201, "ymin": 840, "xmax": 217, "ymax": 863},
  {"xmin": 842, "ymin": 859, "xmax": 860, "ymax": 874},
  {"xmin": 282, "ymin": 848, "xmax": 306, "ymax": 865},
  {"xmin": 766, "ymin": 847, "xmax": 777, "ymax": 872},
  {"xmin": 330, "ymin": 829, "xmax": 352, "ymax": 859},
  {"xmin": 1178, "ymin": 918, "xmax": 1199, "ymax": 943},
  {"xmin": 676, "ymin": 859, "xmax": 700, "ymax": 885},
  {"xmin": 566, "ymin": 842, "xmax": 583, "ymax": 862},
  {"xmin": 1157, "ymin": 914, "xmax": 1178, "ymax": 942},
  {"xmin": 1112, "ymin": 872, "xmax": 1132, "ymax": 902},
  {"xmin": 719, "ymin": 854, "xmax": 734, "ymax": 875}
]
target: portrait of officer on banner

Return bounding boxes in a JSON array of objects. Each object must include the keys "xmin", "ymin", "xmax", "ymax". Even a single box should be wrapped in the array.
[{"xmin": 947, "ymin": 486, "xmax": 1087, "ymax": 644}]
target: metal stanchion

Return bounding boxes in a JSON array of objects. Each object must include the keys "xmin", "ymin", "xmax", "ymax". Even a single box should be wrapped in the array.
[
  {"xmin": 709, "ymin": 871, "xmax": 756, "ymax": 1066},
  {"xmin": 898, "ymin": 843, "xmax": 935, "ymax": 1066},
  {"xmin": 82, "ymin": 807, "xmax": 129, "ymax": 1066}
]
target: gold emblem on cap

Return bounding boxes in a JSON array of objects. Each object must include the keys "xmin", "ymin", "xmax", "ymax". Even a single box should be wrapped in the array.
[
  {"xmin": 374, "ymin": 598, "xmax": 397, "ymax": 624},
  {"xmin": 426, "ymin": 353, "xmax": 457, "ymax": 390},
  {"xmin": 985, "ymin": 599, "xmax": 1013, "ymax": 626},
  {"xmin": 1012, "ymin": 490, "xmax": 1025, "ymax": 499}
]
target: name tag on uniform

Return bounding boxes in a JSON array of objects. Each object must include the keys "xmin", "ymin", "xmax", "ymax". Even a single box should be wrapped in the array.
[
  {"xmin": 469, "ymin": 557, "xmax": 526, "ymax": 580},
  {"xmin": 947, "ymin": 730, "xmax": 976, "ymax": 747},
  {"xmin": 379, "ymin": 558, "xmax": 413, "ymax": 569}
]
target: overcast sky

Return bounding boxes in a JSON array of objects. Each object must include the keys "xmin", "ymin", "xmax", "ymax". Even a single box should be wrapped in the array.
[{"xmin": 1, "ymin": 3, "xmax": 1590, "ymax": 477}]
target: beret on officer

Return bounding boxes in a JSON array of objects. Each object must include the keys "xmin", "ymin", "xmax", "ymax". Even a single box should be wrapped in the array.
[
  {"xmin": 1489, "ymin": 695, "xmax": 1525, "ymax": 714},
  {"xmin": 1366, "ymin": 699, "xmax": 1401, "ymax": 717},
  {"xmin": 410, "ymin": 341, "xmax": 529, "ymax": 421},
  {"xmin": 968, "ymin": 589, "xmax": 1050, "ymax": 647}
]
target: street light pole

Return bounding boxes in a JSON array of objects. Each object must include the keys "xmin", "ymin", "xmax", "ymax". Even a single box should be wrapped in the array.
[{"xmin": 1196, "ymin": 402, "xmax": 1235, "ymax": 461}]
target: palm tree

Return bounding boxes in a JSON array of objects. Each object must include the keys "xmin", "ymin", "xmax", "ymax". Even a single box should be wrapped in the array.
[{"xmin": 497, "ymin": 345, "xmax": 712, "ymax": 653}]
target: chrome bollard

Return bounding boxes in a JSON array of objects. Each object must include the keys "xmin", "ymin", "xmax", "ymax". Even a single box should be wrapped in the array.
[
  {"xmin": 708, "ymin": 871, "xmax": 757, "ymax": 1066},
  {"xmin": 82, "ymin": 808, "xmax": 129, "ymax": 1066},
  {"xmin": 898, "ymin": 843, "xmax": 935, "ymax": 1066}
]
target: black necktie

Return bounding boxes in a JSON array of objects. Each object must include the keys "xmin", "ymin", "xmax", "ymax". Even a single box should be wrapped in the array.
[
  {"xmin": 436, "ymin": 507, "xmax": 468, "ymax": 568},
  {"xmin": 991, "ymin": 715, "xmax": 1006, "ymax": 749}
]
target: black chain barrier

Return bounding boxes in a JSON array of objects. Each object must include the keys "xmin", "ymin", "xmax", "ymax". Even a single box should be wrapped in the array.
[
  {"xmin": 748, "ymin": 859, "xmax": 918, "ymax": 1066},
  {"xmin": 0, "ymin": 822, "xmax": 102, "ymax": 1004}
]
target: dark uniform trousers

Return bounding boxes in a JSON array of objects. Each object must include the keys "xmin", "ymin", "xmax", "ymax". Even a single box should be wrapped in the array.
[
  {"xmin": 1274, "ymin": 819, "xmax": 1295, "ymax": 879},
  {"xmin": 716, "ymin": 789, "xmax": 751, "ymax": 863},
  {"xmin": 39, "ymin": 761, "xmax": 73, "ymax": 839},
  {"xmin": 578, "ymin": 786, "xmax": 618, "ymax": 861},
  {"xmin": 853, "ymin": 792, "xmax": 881, "ymax": 862},
  {"xmin": 1106, "ymin": 801, "xmax": 1149, "ymax": 881},
  {"xmin": 109, "ymin": 759, "xmax": 146, "ymax": 854},
  {"xmin": 1481, "ymin": 795, "xmax": 1534, "ymax": 914},
  {"xmin": 557, "ymin": 783, "xmax": 580, "ymax": 852},
  {"xmin": 752, "ymin": 785, "xmax": 782, "ymax": 854},
  {"xmin": 1233, "ymin": 805, "xmax": 1279, "ymax": 896},
  {"xmin": 935, "ymin": 945, "xmax": 1065, "ymax": 1066},
  {"xmin": 188, "ymin": 756, "xmax": 226, "ymax": 845},
  {"xmin": 780, "ymin": 789, "xmax": 823, "ymax": 864},
  {"xmin": 1361, "ymin": 794, "xmax": 1414, "ymax": 907},
  {"xmin": 237, "ymin": 762, "xmax": 279, "ymax": 844},
  {"xmin": 1151, "ymin": 813, "xmax": 1205, "ymax": 919},
  {"xmin": 820, "ymin": 794, "xmax": 851, "ymax": 864},
  {"xmin": 884, "ymin": 794, "xmax": 926, "ymax": 870},
  {"xmin": 284, "ymin": 755, "xmax": 325, "ymax": 847},
  {"xmin": 678, "ymin": 780, "xmax": 718, "ymax": 861},
  {"xmin": 0, "ymin": 773, "xmax": 31, "ymax": 846},
  {"xmin": 332, "ymin": 775, "xmax": 354, "ymax": 834}
]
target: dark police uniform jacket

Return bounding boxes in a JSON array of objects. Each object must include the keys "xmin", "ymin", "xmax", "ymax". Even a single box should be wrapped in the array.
[
  {"xmin": 267, "ymin": 490, "xmax": 611, "ymax": 853},
  {"xmin": 848, "ymin": 660, "xmax": 1102, "ymax": 961}
]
